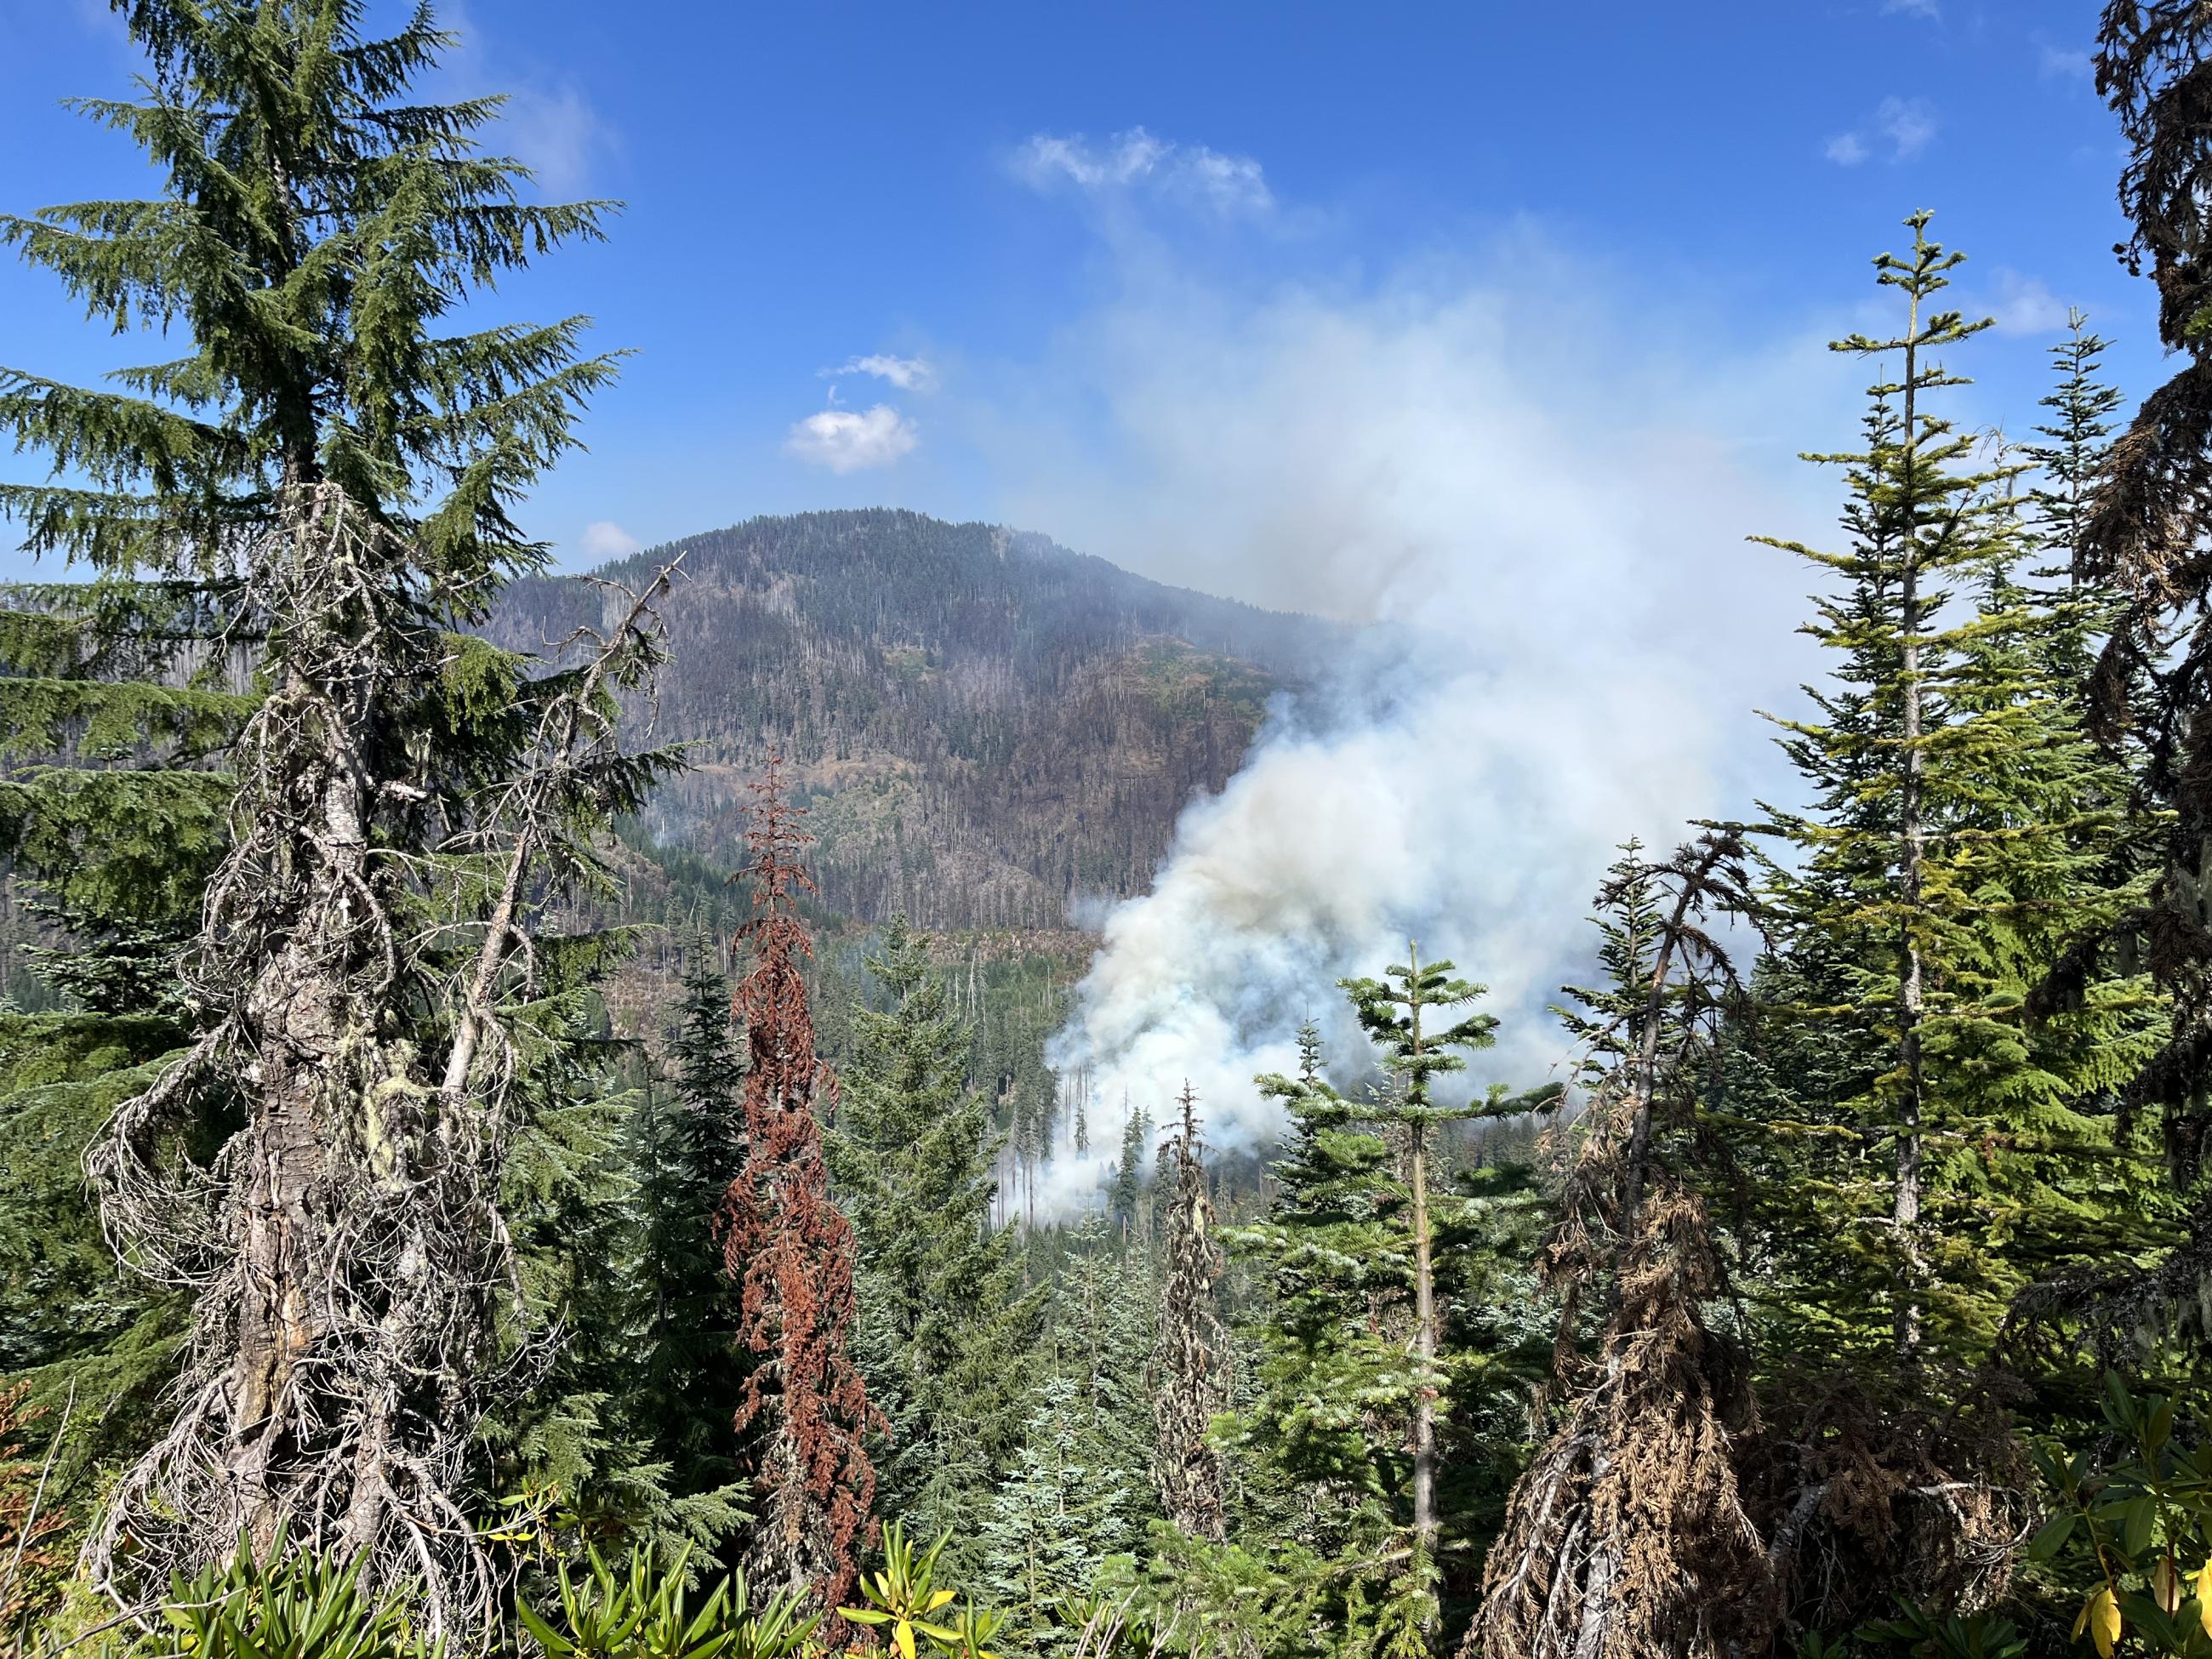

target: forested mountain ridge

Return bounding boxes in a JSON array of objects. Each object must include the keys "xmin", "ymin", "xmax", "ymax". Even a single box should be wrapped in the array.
[{"xmin": 487, "ymin": 509, "xmax": 1338, "ymax": 928}]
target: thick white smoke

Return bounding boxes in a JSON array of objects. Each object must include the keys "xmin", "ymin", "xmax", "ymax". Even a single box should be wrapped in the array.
[{"xmin": 979, "ymin": 231, "xmax": 1850, "ymax": 1217}]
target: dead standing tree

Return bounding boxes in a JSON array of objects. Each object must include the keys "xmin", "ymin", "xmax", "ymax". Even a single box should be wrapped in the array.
[
  {"xmin": 1152, "ymin": 1081, "xmax": 1228, "ymax": 1543},
  {"xmin": 1470, "ymin": 829, "xmax": 1775, "ymax": 1659},
  {"xmin": 719, "ymin": 756, "xmax": 881, "ymax": 1621}
]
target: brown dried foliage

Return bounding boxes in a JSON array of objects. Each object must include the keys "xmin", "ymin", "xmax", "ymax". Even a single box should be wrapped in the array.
[
  {"xmin": 1738, "ymin": 1375, "xmax": 2032, "ymax": 1637},
  {"xmin": 1469, "ymin": 833, "xmax": 1775, "ymax": 1659},
  {"xmin": 1470, "ymin": 1120, "xmax": 1771, "ymax": 1659},
  {"xmin": 0, "ymin": 1382, "xmax": 68, "ymax": 1632},
  {"xmin": 719, "ymin": 755, "xmax": 881, "ymax": 1622}
]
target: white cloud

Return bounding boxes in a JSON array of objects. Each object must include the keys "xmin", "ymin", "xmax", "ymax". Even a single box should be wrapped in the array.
[
  {"xmin": 435, "ymin": 5, "xmax": 615, "ymax": 195},
  {"xmin": 1883, "ymin": 0, "xmax": 1939, "ymax": 17},
  {"xmin": 503, "ymin": 82, "xmax": 613, "ymax": 194},
  {"xmin": 579, "ymin": 520, "xmax": 641, "ymax": 560},
  {"xmin": 784, "ymin": 403, "xmax": 920, "ymax": 472},
  {"xmin": 1875, "ymin": 96, "xmax": 1937, "ymax": 159},
  {"xmin": 1826, "ymin": 96, "xmax": 1936, "ymax": 165},
  {"xmin": 2039, "ymin": 43, "xmax": 2092, "ymax": 81},
  {"xmin": 1011, "ymin": 127, "xmax": 1274, "ymax": 216},
  {"xmin": 1981, "ymin": 267, "xmax": 2072, "ymax": 337},
  {"xmin": 823, "ymin": 354, "xmax": 939, "ymax": 393}
]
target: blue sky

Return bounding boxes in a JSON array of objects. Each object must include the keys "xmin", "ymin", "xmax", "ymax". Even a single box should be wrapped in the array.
[
  {"xmin": 0, "ymin": 0, "xmax": 2144, "ymax": 607},
  {"xmin": 0, "ymin": 0, "xmax": 2164, "ymax": 1099}
]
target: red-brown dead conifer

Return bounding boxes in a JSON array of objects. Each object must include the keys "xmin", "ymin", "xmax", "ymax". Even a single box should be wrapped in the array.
[{"xmin": 719, "ymin": 754, "xmax": 880, "ymax": 1619}]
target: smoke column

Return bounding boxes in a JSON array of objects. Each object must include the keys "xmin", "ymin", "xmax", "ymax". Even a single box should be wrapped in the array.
[{"xmin": 1006, "ymin": 256, "xmax": 1834, "ymax": 1218}]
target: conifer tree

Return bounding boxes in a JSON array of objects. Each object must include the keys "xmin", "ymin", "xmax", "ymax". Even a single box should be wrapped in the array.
[
  {"xmin": 1152, "ymin": 1082, "xmax": 1227, "ymax": 1543},
  {"xmin": 981, "ymin": 1370, "xmax": 1140, "ymax": 1656},
  {"xmin": 1749, "ymin": 212, "xmax": 2163, "ymax": 1371},
  {"xmin": 2027, "ymin": 313, "xmax": 2127, "ymax": 604},
  {"xmin": 0, "ymin": 2, "xmax": 672, "ymax": 1627},
  {"xmin": 2075, "ymin": 0, "xmax": 2212, "ymax": 1354},
  {"xmin": 719, "ymin": 762, "xmax": 878, "ymax": 1616},
  {"xmin": 1109, "ymin": 1101, "xmax": 1153, "ymax": 1242},
  {"xmin": 1474, "ymin": 832, "xmax": 1777, "ymax": 1659},
  {"xmin": 1554, "ymin": 837, "xmax": 1665, "ymax": 1087},
  {"xmin": 632, "ymin": 936, "xmax": 748, "ymax": 1517},
  {"xmin": 831, "ymin": 915, "xmax": 1040, "ymax": 1563},
  {"xmin": 1229, "ymin": 953, "xmax": 1556, "ymax": 1656}
]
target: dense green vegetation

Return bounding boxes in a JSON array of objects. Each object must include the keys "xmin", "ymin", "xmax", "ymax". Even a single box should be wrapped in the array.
[{"xmin": 2, "ymin": 3, "xmax": 2211, "ymax": 1659}]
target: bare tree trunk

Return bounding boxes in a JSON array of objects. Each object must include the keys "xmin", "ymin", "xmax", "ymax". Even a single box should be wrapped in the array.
[
  {"xmin": 1410, "ymin": 1123, "xmax": 1438, "ymax": 1572},
  {"xmin": 1896, "ymin": 298, "xmax": 1928, "ymax": 1363}
]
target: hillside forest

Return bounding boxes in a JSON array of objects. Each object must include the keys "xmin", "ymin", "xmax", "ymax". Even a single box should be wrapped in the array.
[{"xmin": 2, "ymin": 4, "xmax": 2212, "ymax": 1659}]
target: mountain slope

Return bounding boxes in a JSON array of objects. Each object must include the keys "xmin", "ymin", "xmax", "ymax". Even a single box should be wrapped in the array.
[{"xmin": 488, "ymin": 510, "xmax": 1337, "ymax": 929}]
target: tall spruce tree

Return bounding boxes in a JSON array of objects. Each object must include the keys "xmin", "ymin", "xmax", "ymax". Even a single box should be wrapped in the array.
[
  {"xmin": 0, "ymin": 1, "xmax": 675, "ymax": 1628},
  {"xmin": 1151, "ymin": 1082, "xmax": 1227, "ymax": 1543},
  {"xmin": 830, "ymin": 915, "xmax": 1041, "ymax": 1565},
  {"xmin": 718, "ymin": 763, "xmax": 878, "ymax": 1618}
]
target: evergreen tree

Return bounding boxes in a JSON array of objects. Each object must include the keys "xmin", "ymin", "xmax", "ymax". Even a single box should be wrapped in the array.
[
  {"xmin": 1749, "ymin": 212, "xmax": 2169, "ymax": 1372},
  {"xmin": 1228, "ymin": 951, "xmax": 1557, "ymax": 1656},
  {"xmin": 1151, "ymin": 1083, "xmax": 1227, "ymax": 1543},
  {"xmin": 719, "ymin": 762, "xmax": 878, "ymax": 1618},
  {"xmin": 2077, "ymin": 0, "xmax": 2212, "ymax": 1359},
  {"xmin": 630, "ymin": 936, "xmax": 749, "ymax": 1525},
  {"xmin": 1109, "ymin": 1101, "xmax": 1153, "ymax": 1242},
  {"xmin": 830, "ymin": 915, "xmax": 1041, "ymax": 1566},
  {"xmin": 1553, "ymin": 837, "xmax": 1666, "ymax": 1088},
  {"xmin": 0, "ymin": 1, "xmax": 670, "ymax": 1628},
  {"xmin": 981, "ymin": 1370, "xmax": 1139, "ymax": 1657},
  {"xmin": 2026, "ymin": 312, "xmax": 2127, "ymax": 610}
]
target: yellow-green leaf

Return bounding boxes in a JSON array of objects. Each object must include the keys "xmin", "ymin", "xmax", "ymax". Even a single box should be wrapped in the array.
[
  {"xmin": 926, "ymin": 1589, "xmax": 957, "ymax": 1611},
  {"xmin": 2075, "ymin": 1585, "xmax": 2119, "ymax": 1658},
  {"xmin": 2198, "ymin": 1558, "xmax": 2212, "ymax": 1636},
  {"xmin": 2153, "ymin": 1557, "xmax": 2183, "ymax": 1614},
  {"xmin": 896, "ymin": 1618, "xmax": 918, "ymax": 1659}
]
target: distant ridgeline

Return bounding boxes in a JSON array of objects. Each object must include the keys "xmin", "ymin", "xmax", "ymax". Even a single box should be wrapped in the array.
[{"xmin": 487, "ymin": 510, "xmax": 1337, "ymax": 930}]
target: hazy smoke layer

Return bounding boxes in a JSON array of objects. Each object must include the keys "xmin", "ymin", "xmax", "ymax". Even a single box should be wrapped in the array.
[{"xmin": 995, "ymin": 236, "xmax": 1836, "ymax": 1217}]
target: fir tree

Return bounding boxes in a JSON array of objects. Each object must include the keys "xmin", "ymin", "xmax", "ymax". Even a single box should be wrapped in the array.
[
  {"xmin": 1751, "ymin": 212, "xmax": 2169, "ymax": 1371},
  {"xmin": 0, "ymin": 2, "xmax": 671, "ymax": 1628},
  {"xmin": 1554, "ymin": 837, "xmax": 1665, "ymax": 1088},
  {"xmin": 1152, "ymin": 1082, "xmax": 1227, "ymax": 1543},
  {"xmin": 1109, "ymin": 1101, "xmax": 1152, "ymax": 1243},
  {"xmin": 2026, "ymin": 312, "xmax": 2127, "ymax": 603},
  {"xmin": 719, "ymin": 761, "xmax": 878, "ymax": 1618},
  {"xmin": 1228, "ymin": 951, "xmax": 1558, "ymax": 1656},
  {"xmin": 981, "ymin": 1370, "xmax": 1139, "ymax": 1657},
  {"xmin": 830, "ymin": 915, "xmax": 1041, "ymax": 1567},
  {"xmin": 630, "ymin": 936, "xmax": 749, "ymax": 1523}
]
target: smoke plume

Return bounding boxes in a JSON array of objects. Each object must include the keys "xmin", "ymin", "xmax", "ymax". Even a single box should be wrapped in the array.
[{"xmin": 976, "ymin": 229, "xmax": 1846, "ymax": 1217}]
